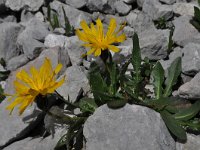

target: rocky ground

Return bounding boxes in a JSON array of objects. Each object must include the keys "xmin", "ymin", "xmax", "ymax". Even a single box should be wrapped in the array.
[{"xmin": 0, "ymin": 0, "xmax": 200, "ymax": 150}]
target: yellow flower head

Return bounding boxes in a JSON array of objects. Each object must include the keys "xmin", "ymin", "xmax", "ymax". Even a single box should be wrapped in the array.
[
  {"xmin": 76, "ymin": 18, "xmax": 126, "ymax": 56},
  {"xmin": 6, "ymin": 58, "xmax": 65, "ymax": 115}
]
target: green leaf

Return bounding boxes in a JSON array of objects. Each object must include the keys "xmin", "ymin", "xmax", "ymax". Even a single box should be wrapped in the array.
[
  {"xmin": 174, "ymin": 101, "xmax": 200, "ymax": 121},
  {"xmin": 131, "ymin": 33, "xmax": 142, "ymax": 81},
  {"xmin": 151, "ymin": 62, "xmax": 164, "ymax": 99},
  {"xmin": 62, "ymin": 6, "xmax": 74, "ymax": 36},
  {"xmin": 160, "ymin": 110, "xmax": 187, "ymax": 141},
  {"xmin": 0, "ymin": 58, "xmax": 6, "ymax": 68},
  {"xmin": 107, "ymin": 99, "xmax": 127, "ymax": 109},
  {"xmin": 89, "ymin": 62, "xmax": 108, "ymax": 105},
  {"xmin": 190, "ymin": 19, "xmax": 200, "ymax": 31},
  {"xmin": 52, "ymin": 14, "xmax": 60, "ymax": 29},
  {"xmin": 181, "ymin": 119, "xmax": 200, "ymax": 131},
  {"xmin": 79, "ymin": 97, "xmax": 97, "ymax": 113},
  {"xmin": 54, "ymin": 118, "xmax": 85, "ymax": 150},
  {"xmin": 198, "ymin": 0, "xmax": 200, "ymax": 6},
  {"xmin": 0, "ymin": 85, "xmax": 5, "ymax": 103},
  {"xmin": 163, "ymin": 57, "xmax": 181, "ymax": 97},
  {"xmin": 0, "ymin": 70, "xmax": 10, "ymax": 81},
  {"xmin": 194, "ymin": 6, "xmax": 200, "ymax": 23},
  {"xmin": 108, "ymin": 63, "xmax": 119, "ymax": 95},
  {"xmin": 168, "ymin": 27, "xmax": 174, "ymax": 53}
]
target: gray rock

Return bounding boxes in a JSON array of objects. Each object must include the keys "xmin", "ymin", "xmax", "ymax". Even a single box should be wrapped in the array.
[
  {"xmin": 117, "ymin": 44, "xmax": 132, "ymax": 58},
  {"xmin": 53, "ymin": 28, "xmax": 66, "ymax": 35},
  {"xmin": 44, "ymin": 34, "xmax": 68, "ymax": 48},
  {"xmin": 137, "ymin": 0, "xmax": 145, "ymax": 7},
  {"xmin": 0, "ymin": 22, "xmax": 22, "ymax": 62},
  {"xmin": 84, "ymin": 104, "xmax": 175, "ymax": 150},
  {"xmin": 173, "ymin": 3, "xmax": 198, "ymax": 16},
  {"xmin": 6, "ymin": 54, "xmax": 29, "ymax": 71},
  {"xmin": 20, "ymin": 10, "xmax": 34, "ymax": 22},
  {"xmin": 92, "ymin": 12, "xmax": 105, "ymax": 21},
  {"xmin": 35, "ymin": 12, "xmax": 44, "ymax": 22},
  {"xmin": 173, "ymin": 15, "xmax": 199, "ymax": 47},
  {"xmin": 160, "ymin": 0, "xmax": 176, "ymax": 4},
  {"xmin": 5, "ymin": 0, "xmax": 44, "ymax": 11},
  {"xmin": 65, "ymin": 36, "xmax": 86, "ymax": 65},
  {"xmin": 122, "ymin": 0, "xmax": 136, "ymax": 4},
  {"xmin": 17, "ymin": 18, "xmax": 49, "ymax": 59},
  {"xmin": 50, "ymin": 1, "xmax": 92, "ymax": 28},
  {"xmin": 176, "ymin": 134, "xmax": 200, "ymax": 150},
  {"xmin": 114, "ymin": 1, "xmax": 132, "ymax": 16},
  {"xmin": 139, "ymin": 27, "xmax": 170, "ymax": 60},
  {"xmin": 103, "ymin": 15, "xmax": 127, "ymax": 26},
  {"xmin": 45, "ymin": 34, "xmax": 84, "ymax": 66},
  {"xmin": 86, "ymin": 0, "xmax": 117, "ymax": 14},
  {"xmin": 123, "ymin": 26, "xmax": 135, "ymax": 37},
  {"xmin": 133, "ymin": 12, "xmax": 154, "ymax": 33},
  {"xmin": 178, "ymin": 72, "xmax": 200, "ymax": 99},
  {"xmin": 126, "ymin": 11, "xmax": 138, "ymax": 28},
  {"xmin": 65, "ymin": 0, "xmax": 87, "ymax": 8},
  {"xmin": 3, "ymin": 15, "xmax": 17, "ymax": 22},
  {"xmin": 4, "ymin": 129, "xmax": 66, "ymax": 150},
  {"xmin": 143, "ymin": 0, "xmax": 173, "ymax": 20},
  {"xmin": 0, "ymin": 95, "xmax": 36, "ymax": 146},
  {"xmin": 57, "ymin": 66, "xmax": 90, "ymax": 102},
  {"xmin": 181, "ymin": 74, "xmax": 193, "ymax": 83},
  {"xmin": 182, "ymin": 43, "xmax": 200, "ymax": 76}
]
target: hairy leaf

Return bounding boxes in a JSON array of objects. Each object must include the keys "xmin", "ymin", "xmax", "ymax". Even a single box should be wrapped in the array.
[
  {"xmin": 89, "ymin": 62, "xmax": 108, "ymax": 105},
  {"xmin": 62, "ymin": 6, "xmax": 74, "ymax": 36},
  {"xmin": 161, "ymin": 110, "xmax": 186, "ymax": 141},
  {"xmin": 0, "ymin": 70, "xmax": 10, "ymax": 81},
  {"xmin": 79, "ymin": 98, "xmax": 97, "ymax": 113},
  {"xmin": 53, "ymin": 14, "xmax": 60, "ymax": 29},
  {"xmin": 0, "ymin": 85, "xmax": 5, "ymax": 103},
  {"xmin": 131, "ymin": 33, "xmax": 141, "ymax": 82},
  {"xmin": 164, "ymin": 57, "xmax": 181, "ymax": 97},
  {"xmin": 190, "ymin": 20, "xmax": 200, "ymax": 31},
  {"xmin": 194, "ymin": 6, "xmax": 200, "ymax": 23},
  {"xmin": 107, "ymin": 99, "xmax": 127, "ymax": 109},
  {"xmin": 174, "ymin": 101, "xmax": 200, "ymax": 121},
  {"xmin": 151, "ymin": 62, "xmax": 164, "ymax": 99}
]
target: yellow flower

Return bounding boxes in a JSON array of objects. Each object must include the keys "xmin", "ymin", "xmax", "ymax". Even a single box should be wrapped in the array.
[
  {"xmin": 76, "ymin": 18, "xmax": 126, "ymax": 56},
  {"xmin": 6, "ymin": 58, "xmax": 65, "ymax": 115}
]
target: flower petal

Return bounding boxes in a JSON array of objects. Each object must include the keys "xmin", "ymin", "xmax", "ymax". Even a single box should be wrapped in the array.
[
  {"xmin": 47, "ymin": 76, "xmax": 65, "ymax": 93},
  {"xmin": 76, "ymin": 29, "xmax": 89, "ymax": 42},
  {"xmin": 18, "ymin": 95, "xmax": 35, "ymax": 115},
  {"xmin": 106, "ymin": 18, "xmax": 117, "ymax": 38},
  {"xmin": 87, "ymin": 48, "xmax": 96, "ymax": 55},
  {"xmin": 54, "ymin": 63, "xmax": 62, "ymax": 74},
  {"xmin": 80, "ymin": 20, "xmax": 91, "ymax": 33},
  {"xmin": 108, "ymin": 45, "xmax": 120, "ymax": 52},
  {"xmin": 94, "ymin": 48, "xmax": 101, "ymax": 56},
  {"xmin": 115, "ymin": 34, "xmax": 126, "ymax": 42}
]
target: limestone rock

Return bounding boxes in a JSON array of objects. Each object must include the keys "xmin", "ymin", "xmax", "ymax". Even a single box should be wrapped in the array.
[
  {"xmin": 182, "ymin": 43, "xmax": 200, "ymax": 76},
  {"xmin": 57, "ymin": 65, "xmax": 90, "ymax": 102},
  {"xmin": 114, "ymin": 1, "xmax": 132, "ymax": 16},
  {"xmin": 84, "ymin": 104, "xmax": 175, "ymax": 150},
  {"xmin": 178, "ymin": 72, "xmax": 200, "ymax": 99},
  {"xmin": 5, "ymin": 0, "xmax": 44, "ymax": 11},
  {"xmin": 0, "ymin": 22, "xmax": 22, "ymax": 62},
  {"xmin": 173, "ymin": 15, "xmax": 199, "ymax": 47},
  {"xmin": 143, "ymin": 0, "xmax": 173, "ymax": 21}
]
